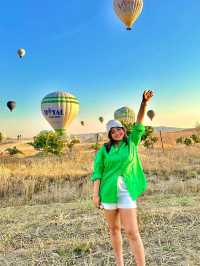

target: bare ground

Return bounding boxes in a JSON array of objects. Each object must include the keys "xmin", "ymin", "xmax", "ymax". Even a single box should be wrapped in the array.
[{"xmin": 0, "ymin": 193, "xmax": 200, "ymax": 266}]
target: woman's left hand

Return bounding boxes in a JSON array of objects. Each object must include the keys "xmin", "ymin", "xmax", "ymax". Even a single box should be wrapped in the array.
[{"xmin": 142, "ymin": 90, "xmax": 154, "ymax": 102}]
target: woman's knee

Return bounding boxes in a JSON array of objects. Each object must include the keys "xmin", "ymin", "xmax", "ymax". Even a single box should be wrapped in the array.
[
  {"xmin": 126, "ymin": 230, "xmax": 141, "ymax": 241},
  {"xmin": 109, "ymin": 225, "xmax": 121, "ymax": 236}
]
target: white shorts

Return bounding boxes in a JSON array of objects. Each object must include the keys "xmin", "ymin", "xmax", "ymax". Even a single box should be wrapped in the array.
[{"xmin": 101, "ymin": 176, "xmax": 137, "ymax": 210}]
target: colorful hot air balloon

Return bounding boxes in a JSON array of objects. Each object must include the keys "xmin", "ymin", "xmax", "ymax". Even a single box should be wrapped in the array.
[
  {"xmin": 81, "ymin": 121, "xmax": 85, "ymax": 126},
  {"xmin": 17, "ymin": 48, "xmax": 26, "ymax": 58},
  {"xmin": 113, "ymin": 0, "xmax": 143, "ymax": 30},
  {"xmin": 41, "ymin": 91, "xmax": 80, "ymax": 135},
  {"xmin": 147, "ymin": 110, "xmax": 155, "ymax": 121},
  {"xmin": 114, "ymin": 106, "xmax": 135, "ymax": 124},
  {"xmin": 99, "ymin": 117, "xmax": 104, "ymax": 123},
  {"xmin": 7, "ymin": 101, "xmax": 16, "ymax": 112}
]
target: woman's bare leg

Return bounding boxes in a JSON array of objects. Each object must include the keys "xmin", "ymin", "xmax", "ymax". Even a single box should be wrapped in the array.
[
  {"xmin": 104, "ymin": 209, "xmax": 124, "ymax": 266},
  {"xmin": 119, "ymin": 208, "xmax": 145, "ymax": 266}
]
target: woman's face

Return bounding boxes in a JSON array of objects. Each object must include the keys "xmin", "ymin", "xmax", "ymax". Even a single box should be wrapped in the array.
[{"xmin": 110, "ymin": 127, "xmax": 125, "ymax": 141}]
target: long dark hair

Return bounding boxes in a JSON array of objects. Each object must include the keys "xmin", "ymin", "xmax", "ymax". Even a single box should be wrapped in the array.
[{"xmin": 104, "ymin": 127, "xmax": 128, "ymax": 153}]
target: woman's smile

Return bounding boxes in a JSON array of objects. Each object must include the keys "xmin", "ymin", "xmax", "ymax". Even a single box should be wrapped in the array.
[{"xmin": 111, "ymin": 128, "xmax": 125, "ymax": 140}]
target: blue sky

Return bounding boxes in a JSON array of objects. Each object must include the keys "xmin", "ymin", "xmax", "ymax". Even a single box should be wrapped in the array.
[{"xmin": 0, "ymin": 0, "xmax": 200, "ymax": 137}]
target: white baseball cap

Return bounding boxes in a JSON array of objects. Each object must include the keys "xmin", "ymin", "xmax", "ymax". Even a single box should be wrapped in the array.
[{"xmin": 106, "ymin": 119, "xmax": 124, "ymax": 133}]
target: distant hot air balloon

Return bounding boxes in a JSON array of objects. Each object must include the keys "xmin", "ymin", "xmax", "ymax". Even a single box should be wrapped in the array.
[
  {"xmin": 81, "ymin": 121, "xmax": 85, "ymax": 126},
  {"xmin": 114, "ymin": 106, "xmax": 135, "ymax": 124},
  {"xmin": 113, "ymin": 0, "xmax": 143, "ymax": 30},
  {"xmin": 99, "ymin": 117, "xmax": 104, "ymax": 123},
  {"xmin": 147, "ymin": 110, "xmax": 155, "ymax": 121},
  {"xmin": 41, "ymin": 91, "xmax": 80, "ymax": 135},
  {"xmin": 17, "ymin": 48, "xmax": 26, "ymax": 58},
  {"xmin": 7, "ymin": 101, "xmax": 16, "ymax": 112}
]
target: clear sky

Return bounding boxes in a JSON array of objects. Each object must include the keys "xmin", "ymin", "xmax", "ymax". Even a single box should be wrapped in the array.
[{"xmin": 0, "ymin": 0, "xmax": 200, "ymax": 137}]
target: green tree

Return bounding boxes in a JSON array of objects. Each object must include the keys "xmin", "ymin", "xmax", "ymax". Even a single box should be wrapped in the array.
[
  {"xmin": 143, "ymin": 136, "xmax": 158, "ymax": 149},
  {"xmin": 141, "ymin": 126, "xmax": 154, "ymax": 141},
  {"xmin": 0, "ymin": 132, "xmax": 3, "ymax": 143},
  {"xmin": 30, "ymin": 131, "xmax": 66, "ymax": 155},
  {"xmin": 122, "ymin": 122, "xmax": 157, "ymax": 149},
  {"xmin": 121, "ymin": 121, "xmax": 153, "ymax": 140}
]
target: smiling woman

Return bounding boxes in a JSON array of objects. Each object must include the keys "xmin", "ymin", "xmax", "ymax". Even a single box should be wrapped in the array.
[{"xmin": 91, "ymin": 90, "xmax": 154, "ymax": 266}]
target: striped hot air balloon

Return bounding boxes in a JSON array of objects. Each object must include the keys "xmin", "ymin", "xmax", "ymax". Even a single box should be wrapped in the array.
[
  {"xmin": 41, "ymin": 91, "xmax": 80, "ymax": 135},
  {"xmin": 113, "ymin": 0, "xmax": 143, "ymax": 30},
  {"xmin": 114, "ymin": 106, "xmax": 135, "ymax": 124}
]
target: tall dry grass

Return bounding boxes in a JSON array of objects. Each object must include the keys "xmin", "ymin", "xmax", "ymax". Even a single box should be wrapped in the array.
[{"xmin": 0, "ymin": 143, "xmax": 200, "ymax": 206}]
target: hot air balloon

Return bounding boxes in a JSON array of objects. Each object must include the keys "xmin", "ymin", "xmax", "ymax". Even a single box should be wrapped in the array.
[
  {"xmin": 41, "ymin": 91, "xmax": 80, "ymax": 135},
  {"xmin": 17, "ymin": 48, "xmax": 26, "ymax": 58},
  {"xmin": 114, "ymin": 106, "xmax": 135, "ymax": 124},
  {"xmin": 7, "ymin": 101, "xmax": 16, "ymax": 112},
  {"xmin": 81, "ymin": 121, "xmax": 85, "ymax": 126},
  {"xmin": 99, "ymin": 117, "xmax": 104, "ymax": 123},
  {"xmin": 147, "ymin": 110, "xmax": 155, "ymax": 121},
  {"xmin": 113, "ymin": 0, "xmax": 143, "ymax": 30}
]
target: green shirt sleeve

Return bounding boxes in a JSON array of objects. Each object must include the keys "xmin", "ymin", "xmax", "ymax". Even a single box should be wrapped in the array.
[
  {"xmin": 129, "ymin": 123, "xmax": 145, "ymax": 146},
  {"xmin": 91, "ymin": 146, "xmax": 104, "ymax": 182}
]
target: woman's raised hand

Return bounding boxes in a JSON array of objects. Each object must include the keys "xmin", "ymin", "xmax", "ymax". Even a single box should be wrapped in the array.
[{"xmin": 142, "ymin": 90, "xmax": 154, "ymax": 102}]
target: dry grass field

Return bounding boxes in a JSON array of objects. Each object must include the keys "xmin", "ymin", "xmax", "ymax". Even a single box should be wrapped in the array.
[{"xmin": 0, "ymin": 129, "xmax": 200, "ymax": 265}]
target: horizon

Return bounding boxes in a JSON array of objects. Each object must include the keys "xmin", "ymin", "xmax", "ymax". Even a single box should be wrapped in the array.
[{"xmin": 1, "ymin": 125, "xmax": 196, "ymax": 140}]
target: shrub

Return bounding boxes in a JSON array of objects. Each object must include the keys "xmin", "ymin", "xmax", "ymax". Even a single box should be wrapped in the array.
[
  {"xmin": 6, "ymin": 146, "xmax": 23, "ymax": 155},
  {"xmin": 143, "ymin": 136, "xmax": 158, "ymax": 149},
  {"xmin": 190, "ymin": 134, "xmax": 200, "ymax": 143},
  {"xmin": 91, "ymin": 143, "xmax": 101, "ymax": 150},
  {"xmin": 176, "ymin": 136, "xmax": 184, "ymax": 144},
  {"xmin": 67, "ymin": 138, "xmax": 80, "ymax": 152},
  {"xmin": 184, "ymin": 137, "xmax": 193, "ymax": 146}
]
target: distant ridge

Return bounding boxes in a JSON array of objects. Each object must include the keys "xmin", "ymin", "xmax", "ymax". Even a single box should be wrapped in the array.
[
  {"xmin": 153, "ymin": 126, "xmax": 187, "ymax": 133},
  {"xmin": 72, "ymin": 126, "xmax": 194, "ymax": 142}
]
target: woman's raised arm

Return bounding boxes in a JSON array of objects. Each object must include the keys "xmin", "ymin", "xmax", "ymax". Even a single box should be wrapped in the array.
[{"xmin": 136, "ymin": 90, "xmax": 154, "ymax": 124}]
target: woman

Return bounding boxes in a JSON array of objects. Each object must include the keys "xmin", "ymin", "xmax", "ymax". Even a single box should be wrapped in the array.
[{"xmin": 91, "ymin": 90, "xmax": 154, "ymax": 266}]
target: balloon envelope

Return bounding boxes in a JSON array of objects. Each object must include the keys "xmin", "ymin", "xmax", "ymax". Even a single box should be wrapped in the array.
[
  {"xmin": 147, "ymin": 110, "xmax": 155, "ymax": 121},
  {"xmin": 113, "ymin": 0, "xmax": 143, "ymax": 30},
  {"xmin": 99, "ymin": 117, "xmax": 104, "ymax": 123},
  {"xmin": 7, "ymin": 101, "xmax": 16, "ymax": 111},
  {"xmin": 41, "ymin": 91, "xmax": 80, "ymax": 135},
  {"xmin": 114, "ymin": 106, "xmax": 135, "ymax": 124},
  {"xmin": 17, "ymin": 48, "xmax": 26, "ymax": 58}
]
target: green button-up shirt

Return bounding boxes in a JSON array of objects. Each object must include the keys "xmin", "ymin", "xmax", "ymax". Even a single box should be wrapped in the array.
[{"xmin": 91, "ymin": 123, "xmax": 147, "ymax": 203}]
